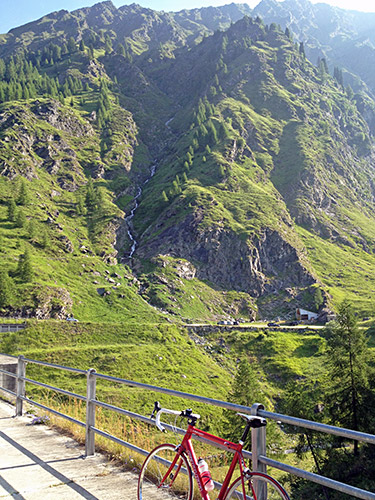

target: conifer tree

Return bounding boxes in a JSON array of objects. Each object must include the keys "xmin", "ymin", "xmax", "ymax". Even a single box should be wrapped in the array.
[
  {"xmin": 325, "ymin": 301, "xmax": 371, "ymax": 455},
  {"xmin": 15, "ymin": 209, "xmax": 27, "ymax": 228},
  {"xmin": 85, "ymin": 178, "xmax": 96, "ymax": 211},
  {"xmin": 299, "ymin": 41, "xmax": 306, "ymax": 58},
  {"xmin": 285, "ymin": 26, "xmax": 292, "ymax": 40},
  {"xmin": 0, "ymin": 269, "xmax": 14, "ymax": 308},
  {"xmin": 17, "ymin": 179, "xmax": 29, "ymax": 205},
  {"xmin": 67, "ymin": 37, "xmax": 77, "ymax": 54},
  {"xmin": 105, "ymin": 35, "xmax": 113, "ymax": 55},
  {"xmin": 224, "ymin": 360, "xmax": 263, "ymax": 448},
  {"xmin": 7, "ymin": 198, "xmax": 16, "ymax": 221},
  {"xmin": 27, "ymin": 220, "xmax": 38, "ymax": 242},
  {"xmin": 17, "ymin": 246, "xmax": 33, "ymax": 282},
  {"xmin": 346, "ymin": 85, "xmax": 354, "ymax": 99}
]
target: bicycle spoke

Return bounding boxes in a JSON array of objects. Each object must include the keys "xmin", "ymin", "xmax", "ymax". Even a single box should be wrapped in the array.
[
  {"xmin": 138, "ymin": 444, "xmax": 193, "ymax": 500},
  {"xmin": 225, "ymin": 473, "xmax": 290, "ymax": 500}
]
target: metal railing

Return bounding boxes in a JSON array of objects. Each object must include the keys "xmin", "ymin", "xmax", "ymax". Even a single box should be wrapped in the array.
[
  {"xmin": 0, "ymin": 323, "xmax": 27, "ymax": 333},
  {"xmin": 0, "ymin": 353, "xmax": 374, "ymax": 500}
]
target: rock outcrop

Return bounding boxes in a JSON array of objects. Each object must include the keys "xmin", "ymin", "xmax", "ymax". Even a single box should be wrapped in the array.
[{"xmin": 136, "ymin": 211, "xmax": 316, "ymax": 301}]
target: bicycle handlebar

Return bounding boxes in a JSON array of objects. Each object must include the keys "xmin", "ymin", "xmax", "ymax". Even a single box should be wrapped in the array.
[
  {"xmin": 150, "ymin": 403, "xmax": 266, "ymax": 435},
  {"xmin": 151, "ymin": 401, "xmax": 201, "ymax": 432}
]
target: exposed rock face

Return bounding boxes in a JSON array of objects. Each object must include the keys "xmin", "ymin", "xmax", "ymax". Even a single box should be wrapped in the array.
[
  {"xmin": 137, "ymin": 211, "xmax": 316, "ymax": 299},
  {"xmin": 0, "ymin": 101, "xmax": 89, "ymax": 188},
  {"xmin": 32, "ymin": 101, "xmax": 95, "ymax": 137},
  {"xmin": 6, "ymin": 286, "xmax": 73, "ymax": 320}
]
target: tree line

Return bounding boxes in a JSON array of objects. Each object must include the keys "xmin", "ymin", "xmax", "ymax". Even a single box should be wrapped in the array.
[{"xmin": 225, "ymin": 301, "xmax": 375, "ymax": 498}]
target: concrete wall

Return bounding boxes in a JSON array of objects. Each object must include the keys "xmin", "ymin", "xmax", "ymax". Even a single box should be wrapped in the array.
[{"xmin": 0, "ymin": 357, "xmax": 17, "ymax": 393}]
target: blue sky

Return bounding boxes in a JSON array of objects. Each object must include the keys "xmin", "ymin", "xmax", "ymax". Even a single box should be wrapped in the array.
[{"xmin": 1, "ymin": 0, "xmax": 374, "ymax": 34}]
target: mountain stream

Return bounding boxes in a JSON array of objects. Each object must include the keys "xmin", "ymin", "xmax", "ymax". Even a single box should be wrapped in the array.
[
  {"xmin": 124, "ymin": 115, "xmax": 175, "ymax": 259},
  {"xmin": 125, "ymin": 163, "xmax": 157, "ymax": 258}
]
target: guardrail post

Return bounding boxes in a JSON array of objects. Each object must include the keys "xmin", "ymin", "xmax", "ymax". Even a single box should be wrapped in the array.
[
  {"xmin": 251, "ymin": 403, "xmax": 267, "ymax": 500},
  {"xmin": 16, "ymin": 355, "xmax": 26, "ymax": 416},
  {"xmin": 85, "ymin": 368, "xmax": 97, "ymax": 456}
]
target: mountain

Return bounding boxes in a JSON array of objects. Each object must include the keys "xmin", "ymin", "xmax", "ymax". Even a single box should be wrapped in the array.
[
  {"xmin": 252, "ymin": 0, "xmax": 375, "ymax": 97},
  {"xmin": 1, "ymin": 1, "xmax": 375, "ymax": 322}
]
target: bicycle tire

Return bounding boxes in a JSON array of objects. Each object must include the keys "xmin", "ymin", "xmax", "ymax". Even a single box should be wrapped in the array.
[
  {"xmin": 224, "ymin": 472, "xmax": 290, "ymax": 500},
  {"xmin": 138, "ymin": 443, "xmax": 193, "ymax": 500}
]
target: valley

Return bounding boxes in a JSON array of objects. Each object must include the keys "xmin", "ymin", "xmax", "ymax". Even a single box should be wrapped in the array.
[{"xmin": 1, "ymin": 0, "xmax": 375, "ymax": 496}]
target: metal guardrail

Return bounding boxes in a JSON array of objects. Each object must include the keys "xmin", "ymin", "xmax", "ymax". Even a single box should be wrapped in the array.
[
  {"xmin": 0, "ymin": 353, "xmax": 374, "ymax": 500},
  {"xmin": 0, "ymin": 323, "xmax": 27, "ymax": 333}
]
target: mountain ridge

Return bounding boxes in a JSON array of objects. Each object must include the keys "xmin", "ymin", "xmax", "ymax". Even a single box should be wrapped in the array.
[{"xmin": 1, "ymin": 1, "xmax": 375, "ymax": 321}]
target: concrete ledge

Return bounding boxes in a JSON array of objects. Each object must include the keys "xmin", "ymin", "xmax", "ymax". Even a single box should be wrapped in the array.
[{"xmin": 0, "ymin": 400, "xmax": 139, "ymax": 499}]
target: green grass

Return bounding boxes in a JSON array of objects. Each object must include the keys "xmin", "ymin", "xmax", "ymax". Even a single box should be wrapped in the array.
[
  {"xmin": 0, "ymin": 99, "xmax": 159, "ymax": 323},
  {"xmin": 140, "ymin": 255, "xmax": 257, "ymax": 322},
  {"xmin": 296, "ymin": 226, "xmax": 375, "ymax": 315},
  {"xmin": 0, "ymin": 320, "xmax": 232, "ymax": 432}
]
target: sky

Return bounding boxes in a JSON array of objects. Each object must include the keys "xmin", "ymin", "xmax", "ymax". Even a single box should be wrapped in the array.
[{"xmin": 1, "ymin": 0, "xmax": 375, "ymax": 34}]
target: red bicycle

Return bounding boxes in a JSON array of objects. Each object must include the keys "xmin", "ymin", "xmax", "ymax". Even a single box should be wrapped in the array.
[{"xmin": 138, "ymin": 402, "xmax": 290, "ymax": 500}]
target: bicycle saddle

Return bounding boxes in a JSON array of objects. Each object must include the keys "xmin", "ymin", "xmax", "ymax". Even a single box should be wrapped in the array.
[{"xmin": 237, "ymin": 413, "xmax": 267, "ymax": 428}]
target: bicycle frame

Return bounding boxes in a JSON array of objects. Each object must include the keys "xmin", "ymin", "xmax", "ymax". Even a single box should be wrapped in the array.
[{"xmin": 167, "ymin": 423, "xmax": 248, "ymax": 500}]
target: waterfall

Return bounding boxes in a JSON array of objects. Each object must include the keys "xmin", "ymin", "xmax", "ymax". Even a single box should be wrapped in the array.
[{"xmin": 125, "ymin": 164, "xmax": 157, "ymax": 258}]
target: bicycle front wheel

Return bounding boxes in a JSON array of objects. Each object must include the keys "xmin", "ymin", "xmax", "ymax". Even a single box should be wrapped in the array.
[
  {"xmin": 225, "ymin": 472, "xmax": 290, "ymax": 500},
  {"xmin": 138, "ymin": 443, "xmax": 193, "ymax": 500}
]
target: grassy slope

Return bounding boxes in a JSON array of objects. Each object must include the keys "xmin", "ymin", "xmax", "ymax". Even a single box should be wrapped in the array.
[
  {"xmin": 0, "ymin": 321, "xmax": 232, "ymax": 432},
  {"xmin": 135, "ymin": 23, "xmax": 375, "ymax": 316},
  {"xmin": 2, "ymin": 13, "xmax": 375, "ymax": 323},
  {"xmin": 297, "ymin": 226, "xmax": 375, "ymax": 316},
  {"xmin": 0, "ymin": 98, "xmax": 161, "ymax": 323}
]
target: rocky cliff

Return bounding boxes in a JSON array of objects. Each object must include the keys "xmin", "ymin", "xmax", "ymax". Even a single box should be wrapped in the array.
[{"xmin": 1, "ymin": 2, "xmax": 375, "ymax": 321}]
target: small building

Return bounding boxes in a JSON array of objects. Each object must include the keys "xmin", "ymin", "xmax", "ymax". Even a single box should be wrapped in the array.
[{"xmin": 296, "ymin": 308, "xmax": 318, "ymax": 322}]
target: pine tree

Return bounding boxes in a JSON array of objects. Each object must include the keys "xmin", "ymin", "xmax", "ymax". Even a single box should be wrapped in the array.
[
  {"xmin": 224, "ymin": 360, "xmax": 263, "ymax": 448},
  {"xmin": 27, "ymin": 220, "xmax": 38, "ymax": 242},
  {"xmin": 279, "ymin": 380, "xmax": 329, "ymax": 500},
  {"xmin": 40, "ymin": 228, "xmax": 50, "ymax": 249},
  {"xmin": 325, "ymin": 301, "xmax": 371, "ymax": 455},
  {"xmin": 105, "ymin": 35, "xmax": 113, "ymax": 55},
  {"xmin": 346, "ymin": 85, "xmax": 354, "ymax": 99},
  {"xmin": 17, "ymin": 178, "xmax": 29, "ymax": 205},
  {"xmin": 334, "ymin": 66, "xmax": 344, "ymax": 86},
  {"xmin": 17, "ymin": 246, "xmax": 33, "ymax": 282},
  {"xmin": 299, "ymin": 41, "xmax": 306, "ymax": 58},
  {"xmin": 85, "ymin": 178, "xmax": 96, "ymax": 211},
  {"xmin": 67, "ymin": 37, "xmax": 77, "ymax": 54},
  {"xmin": 7, "ymin": 198, "xmax": 16, "ymax": 221},
  {"xmin": 0, "ymin": 269, "xmax": 15, "ymax": 308},
  {"xmin": 15, "ymin": 209, "xmax": 27, "ymax": 228}
]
